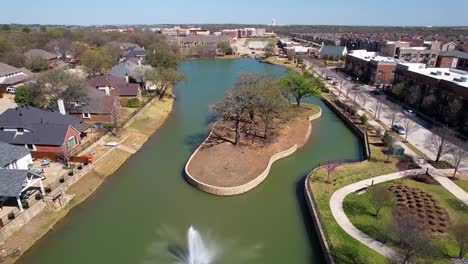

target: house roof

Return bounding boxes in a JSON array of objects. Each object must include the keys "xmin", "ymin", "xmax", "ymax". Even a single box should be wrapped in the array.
[
  {"xmin": 319, "ymin": 45, "xmax": 347, "ymax": 57},
  {"xmin": 1, "ymin": 67, "xmax": 34, "ymax": 86},
  {"xmin": 88, "ymin": 74, "xmax": 141, "ymax": 97},
  {"xmin": 438, "ymin": 50, "xmax": 468, "ymax": 59},
  {"xmin": 24, "ymin": 49, "xmax": 58, "ymax": 60},
  {"xmin": 110, "ymin": 61, "xmax": 138, "ymax": 80},
  {"xmin": 0, "ymin": 106, "xmax": 85, "ymax": 146},
  {"xmin": 0, "ymin": 169, "xmax": 28, "ymax": 197},
  {"xmin": 0, "ymin": 142, "xmax": 30, "ymax": 168},
  {"xmin": 69, "ymin": 86, "xmax": 118, "ymax": 115},
  {"xmin": 123, "ymin": 47, "xmax": 147, "ymax": 60},
  {"xmin": 0, "ymin": 62, "xmax": 21, "ymax": 76}
]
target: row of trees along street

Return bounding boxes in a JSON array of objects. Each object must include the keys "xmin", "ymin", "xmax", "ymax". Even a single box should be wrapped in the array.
[{"xmin": 212, "ymin": 70, "xmax": 324, "ymax": 146}]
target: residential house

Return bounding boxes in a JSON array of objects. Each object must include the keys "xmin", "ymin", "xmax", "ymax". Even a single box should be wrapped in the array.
[
  {"xmin": 0, "ymin": 62, "xmax": 34, "ymax": 94},
  {"xmin": 0, "ymin": 169, "xmax": 45, "ymax": 212},
  {"xmin": 122, "ymin": 46, "xmax": 147, "ymax": 65},
  {"xmin": 88, "ymin": 74, "xmax": 142, "ymax": 98},
  {"xmin": 68, "ymin": 86, "xmax": 122, "ymax": 125},
  {"xmin": 23, "ymin": 49, "xmax": 62, "ymax": 69},
  {"xmin": 0, "ymin": 106, "xmax": 90, "ymax": 156},
  {"xmin": 0, "ymin": 142, "xmax": 32, "ymax": 170},
  {"xmin": 318, "ymin": 45, "xmax": 348, "ymax": 60}
]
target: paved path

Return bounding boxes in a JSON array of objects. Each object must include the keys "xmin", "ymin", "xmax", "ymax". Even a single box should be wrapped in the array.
[
  {"xmin": 330, "ymin": 170, "xmax": 421, "ymax": 259},
  {"xmin": 423, "ymin": 165, "xmax": 468, "ymax": 206}
]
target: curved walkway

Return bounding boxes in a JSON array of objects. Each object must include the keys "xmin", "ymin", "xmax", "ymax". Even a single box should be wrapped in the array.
[{"xmin": 329, "ymin": 170, "xmax": 421, "ymax": 259}]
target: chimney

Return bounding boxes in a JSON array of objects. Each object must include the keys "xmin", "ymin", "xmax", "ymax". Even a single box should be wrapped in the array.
[
  {"xmin": 57, "ymin": 99, "xmax": 66, "ymax": 115},
  {"xmin": 104, "ymin": 86, "xmax": 110, "ymax": 96},
  {"xmin": 125, "ymin": 74, "xmax": 129, "ymax": 83}
]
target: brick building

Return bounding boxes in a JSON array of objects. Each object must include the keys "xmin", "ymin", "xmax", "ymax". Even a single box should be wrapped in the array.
[
  {"xmin": 344, "ymin": 50, "xmax": 397, "ymax": 88},
  {"xmin": 436, "ymin": 50, "xmax": 468, "ymax": 71},
  {"xmin": 381, "ymin": 41, "xmax": 440, "ymax": 66},
  {"xmin": 390, "ymin": 64, "xmax": 468, "ymax": 131}
]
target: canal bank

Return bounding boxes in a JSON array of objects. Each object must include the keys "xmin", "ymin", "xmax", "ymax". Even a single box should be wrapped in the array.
[
  {"xmin": 17, "ymin": 59, "xmax": 363, "ymax": 264},
  {"xmin": 1, "ymin": 97, "xmax": 174, "ymax": 264}
]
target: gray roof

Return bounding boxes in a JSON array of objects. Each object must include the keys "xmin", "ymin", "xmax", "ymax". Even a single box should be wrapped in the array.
[
  {"xmin": 0, "ymin": 169, "xmax": 28, "ymax": 197},
  {"xmin": 439, "ymin": 50, "xmax": 468, "ymax": 59},
  {"xmin": 110, "ymin": 61, "xmax": 139, "ymax": 81},
  {"xmin": 0, "ymin": 106, "xmax": 84, "ymax": 146},
  {"xmin": 319, "ymin": 45, "xmax": 347, "ymax": 57},
  {"xmin": 0, "ymin": 62, "xmax": 21, "ymax": 77},
  {"xmin": 181, "ymin": 35, "xmax": 233, "ymax": 44},
  {"xmin": 69, "ymin": 86, "xmax": 118, "ymax": 115},
  {"xmin": 123, "ymin": 47, "xmax": 147, "ymax": 60},
  {"xmin": 24, "ymin": 49, "xmax": 58, "ymax": 60},
  {"xmin": 0, "ymin": 142, "xmax": 30, "ymax": 168}
]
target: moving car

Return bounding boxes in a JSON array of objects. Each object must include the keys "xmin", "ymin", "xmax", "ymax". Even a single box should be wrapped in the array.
[
  {"xmin": 404, "ymin": 109, "xmax": 417, "ymax": 117},
  {"xmin": 392, "ymin": 125, "xmax": 406, "ymax": 135}
]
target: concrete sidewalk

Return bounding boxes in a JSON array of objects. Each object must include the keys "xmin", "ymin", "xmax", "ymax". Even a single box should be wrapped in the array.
[{"xmin": 329, "ymin": 171, "xmax": 413, "ymax": 259}]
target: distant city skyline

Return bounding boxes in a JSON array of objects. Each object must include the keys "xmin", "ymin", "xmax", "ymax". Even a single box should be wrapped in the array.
[{"xmin": 2, "ymin": 0, "xmax": 468, "ymax": 27}]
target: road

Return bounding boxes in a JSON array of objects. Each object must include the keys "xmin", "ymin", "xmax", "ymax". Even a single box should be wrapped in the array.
[{"xmin": 305, "ymin": 58, "xmax": 467, "ymax": 166}]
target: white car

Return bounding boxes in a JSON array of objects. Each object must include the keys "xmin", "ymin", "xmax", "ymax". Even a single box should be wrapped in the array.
[
  {"xmin": 6, "ymin": 87, "xmax": 16, "ymax": 94},
  {"xmin": 404, "ymin": 109, "xmax": 417, "ymax": 117}
]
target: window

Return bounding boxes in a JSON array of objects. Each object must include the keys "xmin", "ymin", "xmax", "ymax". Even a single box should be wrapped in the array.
[
  {"xmin": 17, "ymin": 128, "xmax": 24, "ymax": 132},
  {"xmin": 431, "ymin": 54, "xmax": 436, "ymax": 58},
  {"xmin": 391, "ymin": 71, "xmax": 395, "ymax": 76},
  {"xmin": 82, "ymin": 113, "xmax": 91, "ymax": 119},
  {"xmin": 26, "ymin": 144, "xmax": 34, "ymax": 150},
  {"xmin": 67, "ymin": 137, "xmax": 77, "ymax": 149}
]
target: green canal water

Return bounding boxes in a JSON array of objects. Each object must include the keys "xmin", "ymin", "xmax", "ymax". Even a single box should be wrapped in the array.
[{"xmin": 20, "ymin": 59, "xmax": 363, "ymax": 264}]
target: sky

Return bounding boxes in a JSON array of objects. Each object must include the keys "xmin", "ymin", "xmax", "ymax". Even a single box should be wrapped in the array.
[{"xmin": 2, "ymin": 0, "xmax": 468, "ymax": 27}]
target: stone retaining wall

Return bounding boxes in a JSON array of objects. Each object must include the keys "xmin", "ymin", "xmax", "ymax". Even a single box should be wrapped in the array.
[
  {"xmin": 185, "ymin": 105, "xmax": 322, "ymax": 196},
  {"xmin": 0, "ymin": 201, "xmax": 46, "ymax": 242},
  {"xmin": 304, "ymin": 166, "xmax": 336, "ymax": 264}
]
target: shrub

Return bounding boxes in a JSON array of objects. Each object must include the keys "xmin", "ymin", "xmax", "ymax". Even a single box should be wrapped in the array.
[
  {"xmin": 126, "ymin": 98, "xmax": 140, "ymax": 108},
  {"xmin": 8, "ymin": 212, "xmax": 15, "ymax": 220},
  {"xmin": 360, "ymin": 114, "xmax": 368, "ymax": 124},
  {"xmin": 68, "ymin": 170, "xmax": 73, "ymax": 176},
  {"xmin": 59, "ymin": 177, "xmax": 65, "ymax": 183},
  {"xmin": 22, "ymin": 200, "xmax": 29, "ymax": 209},
  {"xmin": 84, "ymin": 161, "xmax": 89, "ymax": 166},
  {"xmin": 77, "ymin": 165, "xmax": 82, "ymax": 170},
  {"xmin": 45, "ymin": 186, "xmax": 51, "ymax": 193},
  {"xmin": 35, "ymin": 193, "xmax": 42, "ymax": 200}
]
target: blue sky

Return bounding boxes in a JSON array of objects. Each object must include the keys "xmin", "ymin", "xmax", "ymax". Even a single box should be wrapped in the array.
[{"xmin": 2, "ymin": 0, "xmax": 467, "ymax": 26}]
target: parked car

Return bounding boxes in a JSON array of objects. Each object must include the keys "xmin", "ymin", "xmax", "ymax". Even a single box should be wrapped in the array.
[
  {"xmin": 6, "ymin": 87, "xmax": 15, "ymax": 94},
  {"xmin": 332, "ymin": 81, "xmax": 339, "ymax": 85},
  {"xmin": 404, "ymin": 109, "xmax": 417, "ymax": 117},
  {"xmin": 326, "ymin": 75, "xmax": 333, "ymax": 80},
  {"xmin": 392, "ymin": 125, "xmax": 406, "ymax": 135},
  {"xmin": 371, "ymin": 89, "xmax": 384, "ymax": 95}
]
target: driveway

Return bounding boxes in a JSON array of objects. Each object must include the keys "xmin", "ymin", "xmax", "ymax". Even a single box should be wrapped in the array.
[{"xmin": 0, "ymin": 97, "xmax": 17, "ymax": 114}]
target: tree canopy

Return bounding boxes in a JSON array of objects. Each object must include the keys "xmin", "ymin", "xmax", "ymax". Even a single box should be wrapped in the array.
[{"xmin": 280, "ymin": 70, "xmax": 323, "ymax": 107}]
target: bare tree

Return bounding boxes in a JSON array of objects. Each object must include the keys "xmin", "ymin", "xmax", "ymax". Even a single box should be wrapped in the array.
[
  {"xmin": 401, "ymin": 118, "xmax": 419, "ymax": 142},
  {"xmin": 368, "ymin": 185, "xmax": 393, "ymax": 217},
  {"xmin": 344, "ymin": 83, "xmax": 354, "ymax": 96},
  {"xmin": 325, "ymin": 161, "xmax": 341, "ymax": 184},
  {"xmin": 389, "ymin": 209, "xmax": 435, "ymax": 264},
  {"xmin": 426, "ymin": 126, "xmax": 453, "ymax": 163},
  {"xmin": 452, "ymin": 220, "xmax": 468, "ymax": 258},
  {"xmin": 58, "ymin": 144, "xmax": 71, "ymax": 167},
  {"xmin": 385, "ymin": 103, "xmax": 402, "ymax": 127},
  {"xmin": 449, "ymin": 142, "xmax": 467, "ymax": 178},
  {"xmin": 110, "ymin": 99, "xmax": 122, "ymax": 136},
  {"xmin": 350, "ymin": 89, "xmax": 359, "ymax": 103},
  {"xmin": 359, "ymin": 91, "xmax": 371, "ymax": 110},
  {"xmin": 373, "ymin": 95, "xmax": 385, "ymax": 120}
]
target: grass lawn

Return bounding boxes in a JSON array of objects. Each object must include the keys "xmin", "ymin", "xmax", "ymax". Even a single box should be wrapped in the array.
[
  {"xmin": 264, "ymin": 57, "xmax": 303, "ymax": 74},
  {"xmin": 92, "ymin": 148, "xmax": 131, "ymax": 177},
  {"xmin": 452, "ymin": 178, "xmax": 468, "ymax": 193},
  {"xmin": 129, "ymin": 97, "xmax": 174, "ymax": 136},
  {"xmin": 344, "ymin": 179, "xmax": 468, "ymax": 263},
  {"xmin": 309, "ymin": 130, "xmax": 401, "ymax": 263}
]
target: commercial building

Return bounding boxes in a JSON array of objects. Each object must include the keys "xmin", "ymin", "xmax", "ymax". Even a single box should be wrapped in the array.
[
  {"xmin": 391, "ymin": 64, "xmax": 468, "ymax": 130},
  {"xmin": 344, "ymin": 50, "xmax": 397, "ymax": 87},
  {"xmin": 381, "ymin": 41, "xmax": 440, "ymax": 66},
  {"xmin": 436, "ymin": 50, "xmax": 468, "ymax": 71}
]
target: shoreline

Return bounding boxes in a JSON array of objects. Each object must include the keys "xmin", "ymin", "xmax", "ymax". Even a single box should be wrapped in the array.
[
  {"xmin": 185, "ymin": 104, "xmax": 322, "ymax": 196},
  {"xmin": 1, "ymin": 96, "xmax": 175, "ymax": 264}
]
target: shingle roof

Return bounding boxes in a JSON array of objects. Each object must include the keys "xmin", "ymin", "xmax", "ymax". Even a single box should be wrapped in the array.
[
  {"xmin": 438, "ymin": 50, "xmax": 468, "ymax": 59},
  {"xmin": 123, "ymin": 47, "xmax": 147, "ymax": 60},
  {"xmin": 0, "ymin": 142, "xmax": 30, "ymax": 168},
  {"xmin": 0, "ymin": 169, "xmax": 28, "ymax": 197},
  {"xmin": 69, "ymin": 86, "xmax": 118, "ymax": 114},
  {"xmin": 110, "ymin": 61, "xmax": 139, "ymax": 80},
  {"xmin": 88, "ymin": 74, "xmax": 141, "ymax": 97},
  {"xmin": 0, "ymin": 106, "xmax": 84, "ymax": 146},
  {"xmin": 0, "ymin": 62, "xmax": 21, "ymax": 76},
  {"xmin": 24, "ymin": 49, "xmax": 58, "ymax": 60},
  {"xmin": 319, "ymin": 45, "xmax": 347, "ymax": 57}
]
